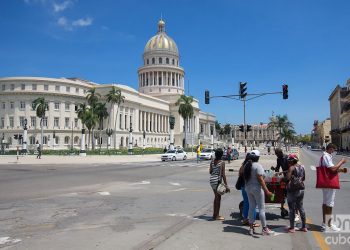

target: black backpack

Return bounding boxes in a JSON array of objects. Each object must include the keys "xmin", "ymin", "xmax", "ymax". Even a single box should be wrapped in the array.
[{"xmin": 287, "ymin": 165, "xmax": 305, "ymax": 191}]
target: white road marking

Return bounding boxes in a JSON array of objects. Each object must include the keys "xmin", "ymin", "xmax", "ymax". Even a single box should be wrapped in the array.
[
  {"xmin": 97, "ymin": 191, "xmax": 110, "ymax": 196},
  {"xmin": 166, "ymin": 213, "xmax": 205, "ymax": 221},
  {"xmin": 310, "ymin": 165, "xmax": 316, "ymax": 171},
  {"xmin": 0, "ymin": 237, "xmax": 22, "ymax": 245},
  {"xmin": 169, "ymin": 182, "xmax": 181, "ymax": 186},
  {"xmin": 171, "ymin": 188, "xmax": 187, "ymax": 192},
  {"xmin": 272, "ymin": 226, "xmax": 288, "ymax": 236},
  {"xmin": 131, "ymin": 180, "xmax": 151, "ymax": 185}
]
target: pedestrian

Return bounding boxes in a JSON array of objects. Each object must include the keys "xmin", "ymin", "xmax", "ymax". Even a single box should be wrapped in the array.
[
  {"xmin": 244, "ymin": 150, "xmax": 274, "ymax": 236},
  {"xmin": 239, "ymin": 153, "xmax": 259, "ymax": 228},
  {"xmin": 36, "ymin": 140, "xmax": 42, "ymax": 159},
  {"xmin": 227, "ymin": 147, "xmax": 232, "ymax": 164},
  {"xmin": 274, "ymin": 148, "xmax": 291, "ymax": 218},
  {"xmin": 320, "ymin": 143, "xmax": 346, "ymax": 231},
  {"xmin": 196, "ymin": 145, "xmax": 201, "ymax": 163},
  {"xmin": 209, "ymin": 148, "xmax": 230, "ymax": 220},
  {"xmin": 163, "ymin": 146, "xmax": 167, "ymax": 153},
  {"xmin": 286, "ymin": 154, "xmax": 307, "ymax": 233}
]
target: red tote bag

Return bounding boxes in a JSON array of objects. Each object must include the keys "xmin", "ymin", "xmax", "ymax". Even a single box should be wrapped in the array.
[{"xmin": 316, "ymin": 156, "xmax": 340, "ymax": 189}]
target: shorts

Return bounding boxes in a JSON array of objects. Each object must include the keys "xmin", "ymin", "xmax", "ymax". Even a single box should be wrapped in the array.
[{"xmin": 322, "ymin": 189, "xmax": 336, "ymax": 207}]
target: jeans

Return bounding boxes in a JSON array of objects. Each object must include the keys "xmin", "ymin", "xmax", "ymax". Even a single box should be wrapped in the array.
[
  {"xmin": 241, "ymin": 186, "xmax": 256, "ymax": 220},
  {"xmin": 246, "ymin": 186, "xmax": 266, "ymax": 227},
  {"xmin": 287, "ymin": 190, "xmax": 306, "ymax": 229}
]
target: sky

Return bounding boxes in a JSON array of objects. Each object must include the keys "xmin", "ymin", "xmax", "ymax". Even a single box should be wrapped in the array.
[{"xmin": 1, "ymin": 0, "xmax": 350, "ymax": 135}]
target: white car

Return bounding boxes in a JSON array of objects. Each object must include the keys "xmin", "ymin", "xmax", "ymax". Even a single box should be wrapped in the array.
[
  {"xmin": 161, "ymin": 149, "xmax": 187, "ymax": 161},
  {"xmin": 200, "ymin": 148, "xmax": 215, "ymax": 160}
]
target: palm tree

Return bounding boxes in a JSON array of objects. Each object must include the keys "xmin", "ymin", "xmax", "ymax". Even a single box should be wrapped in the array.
[
  {"xmin": 84, "ymin": 108, "xmax": 99, "ymax": 150},
  {"xmin": 268, "ymin": 114, "xmax": 294, "ymax": 147},
  {"xmin": 105, "ymin": 86, "xmax": 125, "ymax": 148},
  {"xmin": 280, "ymin": 127, "xmax": 296, "ymax": 151},
  {"xmin": 223, "ymin": 124, "xmax": 232, "ymax": 141},
  {"xmin": 86, "ymin": 88, "xmax": 101, "ymax": 149},
  {"xmin": 32, "ymin": 97, "xmax": 49, "ymax": 152},
  {"xmin": 175, "ymin": 95, "xmax": 194, "ymax": 148},
  {"xmin": 95, "ymin": 102, "xmax": 109, "ymax": 151}
]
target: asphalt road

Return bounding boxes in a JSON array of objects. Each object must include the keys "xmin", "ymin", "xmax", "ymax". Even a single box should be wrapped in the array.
[{"xmin": 1, "ymin": 149, "xmax": 350, "ymax": 250}]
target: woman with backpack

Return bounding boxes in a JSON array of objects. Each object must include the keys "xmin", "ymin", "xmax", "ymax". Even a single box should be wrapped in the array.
[
  {"xmin": 286, "ymin": 153, "xmax": 307, "ymax": 233},
  {"xmin": 244, "ymin": 150, "xmax": 274, "ymax": 236},
  {"xmin": 209, "ymin": 148, "xmax": 230, "ymax": 220}
]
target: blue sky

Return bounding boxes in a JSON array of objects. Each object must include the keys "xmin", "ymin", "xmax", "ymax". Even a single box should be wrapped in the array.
[{"xmin": 1, "ymin": 0, "xmax": 350, "ymax": 135}]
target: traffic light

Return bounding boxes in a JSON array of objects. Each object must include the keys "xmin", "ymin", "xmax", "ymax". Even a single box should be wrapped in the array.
[
  {"xmin": 205, "ymin": 90, "xmax": 210, "ymax": 104},
  {"xmin": 239, "ymin": 124, "xmax": 244, "ymax": 132},
  {"xmin": 246, "ymin": 125, "xmax": 252, "ymax": 132},
  {"xmin": 282, "ymin": 84, "xmax": 288, "ymax": 99},
  {"xmin": 19, "ymin": 134, "xmax": 23, "ymax": 140},
  {"xmin": 239, "ymin": 82, "xmax": 247, "ymax": 99},
  {"xmin": 14, "ymin": 134, "xmax": 18, "ymax": 140}
]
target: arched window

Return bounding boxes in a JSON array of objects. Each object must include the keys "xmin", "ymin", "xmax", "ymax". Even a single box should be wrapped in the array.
[
  {"xmin": 43, "ymin": 136, "xmax": 48, "ymax": 145},
  {"xmin": 172, "ymin": 59, "xmax": 175, "ymax": 65},
  {"xmin": 146, "ymin": 59, "xmax": 149, "ymax": 65},
  {"xmin": 29, "ymin": 136, "xmax": 36, "ymax": 145},
  {"xmin": 64, "ymin": 136, "xmax": 70, "ymax": 145},
  {"xmin": 159, "ymin": 57, "xmax": 162, "ymax": 64},
  {"xmin": 166, "ymin": 58, "xmax": 169, "ymax": 64},
  {"xmin": 55, "ymin": 136, "xmax": 59, "ymax": 145},
  {"xmin": 152, "ymin": 58, "xmax": 155, "ymax": 64},
  {"xmin": 74, "ymin": 136, "xmax": 79, "ymax": 145}
]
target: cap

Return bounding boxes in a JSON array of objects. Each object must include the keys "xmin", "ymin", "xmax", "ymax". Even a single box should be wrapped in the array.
[
  {"xmin": 287, "ymin": 153, "xmax": 299, "ymax": 161},
  {"xmin": 250, "ymin": 150, "xmax": 260, "ymax": 157}
]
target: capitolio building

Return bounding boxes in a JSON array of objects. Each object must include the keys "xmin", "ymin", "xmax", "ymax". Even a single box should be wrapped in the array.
[{"xmin": 0, "ymin": 19, "xmax": 216, "ymax": 151}]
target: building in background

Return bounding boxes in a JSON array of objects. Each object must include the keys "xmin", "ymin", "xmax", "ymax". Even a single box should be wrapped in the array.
[{"xmin": 0, "ymin": 19, "xmax": 216, "ymax": 150}]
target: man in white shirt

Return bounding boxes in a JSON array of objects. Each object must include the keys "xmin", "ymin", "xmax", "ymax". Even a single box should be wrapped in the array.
[{"xmin": 321, "ymin": 143, "xmax": 346, "ymax": 231}]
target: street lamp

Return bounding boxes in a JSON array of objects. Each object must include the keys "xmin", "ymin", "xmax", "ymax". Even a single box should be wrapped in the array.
[
  {"xmin": 1, "ymin": 132, "xmax": 5, "ymax": 155},
  {"xmin": 53, "ymin": 130, "xmax": 56, "ymax": 150},
  {"xmin": 128, "ymin": 121, "xmax": 133, "ymax": 155},
  {"xmin": 22, "ymin": 118, "xmax": 28, "ymax": 155},
  {"xmin": 169, "ymin": 115, "xmax": 175, "ymax": 150},
  {"xmin": 142, "ymin": 130, "xmax": 146, "ymax": 155}
]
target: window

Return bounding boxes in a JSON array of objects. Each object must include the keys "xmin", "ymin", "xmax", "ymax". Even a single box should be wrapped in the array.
[
  {"xmin": 166, "ymin": 58, "xmax": 169, "ymax": 64},
  {"xmin": 83, "ymin": 89, "xmax": 87, "ymax": 94},
  {"xmin": 119, "ymin": 114, "xmax": 122, "ymax": 129},
  {"xmin": 159, "ymin": 57, "xmax": 162, "ymax": 64},
  {"xmin": 200, "ymin": 124, "xmax": 204, "ymax": 133},
  {"xmin": 10, "ymin": 84, "xmax": 14, "ymax": 91},
  {"xmin": 75, "ymin": 87, "xmax": 79, "ymax": 93},
  {"xmin": 55, "ymin": 85, "xmax": 60, "ymax": 91},
  {"xmin": 0, "ymin": 118, "xmax": 4, "ymax": 128},
  {"xmin": 1, "ymin": 85, "xmax": 5, "ymax": 91},
  {"xmin": 54, "ymin": 117, "xmax": 59, "ymax": 127},
  {"xmin": 29, "ymin": 136, "xmax": 36, "ymax": 145},
  {"xmin": 125, "ymin": 114, "xmax": 127, "ymax": 129},
  {"xmin": 32, "ymin": 84, "xmax": 37, "ymax": 90},
  {"xmin": 54, "ymin": 136, "xmax": 59, "ymax": 145},
  {"xmin": 64, "ymin": 136, "xmax": 70, "ymax": 145},
  {"xmin": 74, "ymin": 136, "xmax": 79, "ymax": 145},
  {"xmin": 74, "ymin": 118, "xmax": 78, "ymax": 128},
  {"xmin": 31, "ymin": 102, "xmax": 36, "ymax": 110},
  {"xmin": 2, "ymin": 102, "xmax": 5, "ymax": 109},
  {"xmin": 43, "ymin": 136, "xmax": 48, "ymax": 145},
  {"xmin": 66, "ymin": 86, "xmax": 70, "ymax": 93},
  {"xmin": 20, "ymin": 117, "xmax": 25, "ymax": 127},
  {"xmin": 152, "ymin": 58, "xmax": 155, "ymax": 64},
  {"xmin": 54, "ymin": 102, "xmax": 60, "ymax": 110},
  {"xmin": 44, "ymin": 85, "xmax": 49, "ymax": 91},
  {"xmin": 21, "ymin": 84, "xmax": 25, "ymax": 90},
  {"xmin": 20, "ymin": 101, "xmax": 25, "ymax": 110},
  {"xmin": 31, "ymin": 116, "xmax": 36, "ymax": 127},
  {"xmin": 42, "ymin": 117, "xmax": 48, "ymax": 127},
  {"xmin": 146, "ymin": 59, "xmax": 149, "ymax": 65},
  {"xmin": 65, "ymin": 103, "xmax": 70, "ymax": 111},
  {"xmin": 172, "ymin": 59, "xmax": 175, "ymax": 65},
  {"xmin": 10, "ymin": 102, "xmax": 14, "ymax": 109},
  {"xmin": 65, "ymin": 117, "xmax": 70, "ymax": 128},
  {"xmin": 9, "ymin": 117, "xmax": 14, "ymax": 128}
]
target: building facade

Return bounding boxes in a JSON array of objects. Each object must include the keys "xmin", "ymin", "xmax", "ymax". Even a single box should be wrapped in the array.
[
  {"xmin": 0, "ymin": 19, "xmax": 216, "ymax": 151},
  {"xmin": 231, "ymin": 123, "xmax": 278, "ymax": 147}
]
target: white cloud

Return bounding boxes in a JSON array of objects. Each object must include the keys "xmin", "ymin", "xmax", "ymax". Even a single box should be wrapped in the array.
[
  {"xmin": 57, "ymin": 16, "xmax": 68, "ymax": 26},
  {"xmin": 72, "ymin": 17, "xmax": 93, "ymax": 27},
  {"xmin": 53, "ymin": 1, "xmax": 72, "ymax": 12}
]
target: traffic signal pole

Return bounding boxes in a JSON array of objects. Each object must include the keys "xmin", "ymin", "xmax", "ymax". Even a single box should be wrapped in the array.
[{"xmin": 243, "ymin": 97, "xmax": 247, "ymax": 153}]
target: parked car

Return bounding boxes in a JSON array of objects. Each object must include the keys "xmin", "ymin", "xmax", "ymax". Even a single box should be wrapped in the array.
[
  {"xmin": 161, "ymin": 149, "xmax": 187, "ymax": 161},
  {"xmin": 199, "ymin": 148, "xmax": 215, "ymax": 160},
  {"xmin": 222, "ymin": 148, "xmax": 239, "ymax": 160}
]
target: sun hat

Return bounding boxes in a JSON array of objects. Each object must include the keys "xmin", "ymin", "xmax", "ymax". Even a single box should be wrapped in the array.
[
  {"xmin": 287, "ymin": 153, "xmax": 299, "ymax": 161},
  {"xmin": 250, "ymin": 150, "xmax": 260, "ymax": 157}
]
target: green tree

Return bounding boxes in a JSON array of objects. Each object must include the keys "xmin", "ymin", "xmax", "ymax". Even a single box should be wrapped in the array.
[
  {"xmin": 95, "ymin": 102, "xmax": 109, "ymax": 151},
  {"xmin": 223, "ymin": 123, "xmax": 232, "ymax": 140},
  {"xmin": 175, "ymin": 95, "xmax": 194, "ymax": 148},
  {"xmin": 32, "ymin": 97, "xmax": 49, "ymax": 151},
  {"xmin": 105, "ymin": 86, "xmax": 125, "ymax": 148},
  {"xmin": 76, "ymin": 103, "xmax": 88, "ymax": 129},
  {"xmin": 280, "ymin": 127, "xmax": 296, "ymax": 151},
  {"xmin": 86, "ymin": 88, "xmax": 101, "ymax": 149},
  {"xmin": 268, "ymin": 114, "xmax": 294, "ymax": 148},
  {"xmin": 84, "ymin": 108, "xmax": 99, "ymax": 150}
]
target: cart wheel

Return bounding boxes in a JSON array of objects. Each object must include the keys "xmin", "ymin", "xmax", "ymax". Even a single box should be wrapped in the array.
[
  {"xmin": 281, "ymin": 208, "xmax": 289, "ymax": 218},
  {"xmin": 239, "ymin": 201, "xmax": 244, "ymax": 219}
]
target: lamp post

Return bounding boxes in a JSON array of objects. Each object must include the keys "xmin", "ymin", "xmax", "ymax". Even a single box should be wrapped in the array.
[
  {"xmin": 169, "ymin": 115, "xmax": 175, "ymax": 150},
  {"xmin": 128, "ymin": 121, "xmax": 133, "ymax": 155},
  {"xmin": 142, "ymin": 130, "xmax": 146, "ymax": 155},
  {"xmin": 79, "ymin": 128, "xmax": 86, "ymax": 156},
  {"xmin": 210, "ymin": 126, "xmax": 214, "ymax": 150},
  {"xmin": 1, "ymin": 133, "xmax": 5, "ymax": 155},
  {"xmin": 106, "ymin": 128, "xmax": 113, "ymax": 150},
  {"xmin": 22, "ymin": 118, "xmax": 28, "ymax": 155},
  {"xmin": 53, "ymin": 130, "xmax": 56, "ymax": 150}
]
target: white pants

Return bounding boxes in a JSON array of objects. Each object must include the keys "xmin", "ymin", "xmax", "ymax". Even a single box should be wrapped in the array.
[{"xmin": 322, "ymin": 189, "xmax": 336, "ymax": 207}]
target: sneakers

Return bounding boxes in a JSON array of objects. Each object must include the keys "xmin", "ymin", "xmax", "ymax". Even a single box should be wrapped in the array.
[
  {"xmin": 321, "ymin": 223, "xmax": 327, "ymax": 231},
  {"xmin": 321, "ymin": 223, "xmax": 341, "ymax": 232},
  {"xmin": 248, "ymin": 228, "xmax": 255, "ymax": 236},
  {"xmin": 262, "ymin": 227, "xmax": 275, "ymax": 236}
]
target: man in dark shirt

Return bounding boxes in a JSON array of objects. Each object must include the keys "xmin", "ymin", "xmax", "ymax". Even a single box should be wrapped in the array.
[{"xmin": 275, "ymin": 148, "xmax": 289, "ymax": 215}]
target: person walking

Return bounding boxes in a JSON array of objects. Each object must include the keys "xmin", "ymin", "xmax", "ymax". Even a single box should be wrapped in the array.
[
  {"xmin": 286, "ymin": 154, "xmax": 307, "ymax": 233},
  {"xmin": 227, "ymin": 147, "xmax": 232, "ymax": 164},
  {"xmin": 239, "ymin": 153, "xmax": 259, "ymax": 228},
  {"xmin": 244, "ymin": 150, "xmax": 274, "ymax": 236},
  {"xmin": 209, "ymin": 148, "xmax": 230, "ymax": 220},
  {"xmin": 320, "ymin": 143, "xmax": 346, "ymax": 231},
  {"xmin": 196, "ymin": 145, "xmax": 201, "ymax": 163},
  {"xmin": 36, "ymin": 140, "xmax": 42, "ymax": 159}
]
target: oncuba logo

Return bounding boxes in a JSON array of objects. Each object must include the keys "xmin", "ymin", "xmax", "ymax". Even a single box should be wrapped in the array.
[{"xmin": 325, "ymin": 214, "xmax": 350, "ymax": 233}]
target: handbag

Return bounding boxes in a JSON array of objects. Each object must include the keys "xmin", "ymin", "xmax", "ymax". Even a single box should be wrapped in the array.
[
  {"xmin": 235, "ymin": 175, "xmax": 244, "ymax": 190},
  {"xmin": 316, "ymin": 156, "xmax": 340, "ymax": 189},
  {"xmin": 287, "ymin": 165, "xmax": 305, "ymax": 191},
  {"xmin": 217, "ymin": 163, "xmax": 227, "ymax": 195}
]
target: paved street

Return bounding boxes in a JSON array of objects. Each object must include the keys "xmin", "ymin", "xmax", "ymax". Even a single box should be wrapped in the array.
[{"xmin": 0, "ymin": 148, "xmax": 350, "ymax": 249}]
